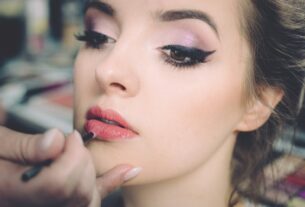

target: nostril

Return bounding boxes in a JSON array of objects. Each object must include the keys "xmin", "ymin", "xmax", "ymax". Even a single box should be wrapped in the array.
[{"xmin": 110, "ymin": 82, "xmax": 126, "ymax": 91}]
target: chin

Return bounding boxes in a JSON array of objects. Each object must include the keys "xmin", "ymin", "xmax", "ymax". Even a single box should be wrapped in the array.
[{"xmin": 86, "ymin": 141, "xmax": 167, "ymax": 186}]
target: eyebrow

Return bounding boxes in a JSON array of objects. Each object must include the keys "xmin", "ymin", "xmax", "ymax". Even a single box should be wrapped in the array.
[
  {"xmin": 159, "ymin": 10, "xmax": 219, "ymax": 38},
  {"xmin": 83, "ymin": 1, "xmax": 219, "ymax": 39},
  {"xmin": 84, "ymin": 0, "xmax": 114, "ymax": 16}
]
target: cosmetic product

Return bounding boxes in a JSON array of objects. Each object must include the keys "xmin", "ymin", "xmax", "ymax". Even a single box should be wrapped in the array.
[
  {"xmin": 21, "ymin": 132, "xmax": 95, "ymax": 182},
  {"xmin": 285, "ymin": 174, "xmax": 305, "ymax": 187},
  {"xmin": 25, "ymin": 0, "xmax": 48, "ymax": 56},
  {"xmin": 264, "ymin": 155, "xmax": 304, "ymax": 184},
  {"xmin": 287, "ymin": 197, "xmax": 305, "ymax": 207},
  {"xmin": 21, "ymin": 160, "xmax": 51, "ymax": 182},
  {"xmin": 83, "ymin": 132, "xmax": 95, "ymax": 144},
  {"xmin": 297, "ymin": 190, "xmax": 305, "ymax": 199},
  {"xmin": 20, "ymin": 80, "xmax": 70, "ymax": 103},
  {"xmin": 276, "ymin": 180, "xmax": 303, "ymax": 196},
  {"xmin": 0, "ymin": 1, "xmax": 25, "ymax": 67},
  {"xmin": 258, "ymin": 155, "xmax": 305, "ymax": 205}
]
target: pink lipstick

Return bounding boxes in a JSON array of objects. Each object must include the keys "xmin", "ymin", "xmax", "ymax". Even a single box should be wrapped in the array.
[{"xmin": 85, "ymin": 106, "xmax": 137, "ymax": 141}]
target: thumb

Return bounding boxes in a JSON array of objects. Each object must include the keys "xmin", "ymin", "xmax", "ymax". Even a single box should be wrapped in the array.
[
  {"xmin": 0, "ymin": 126, "xmax": 65, "ymax": 164},
  {"xmin": 96, "ymin": 165, "xmax": 142, "ymax": 198}
]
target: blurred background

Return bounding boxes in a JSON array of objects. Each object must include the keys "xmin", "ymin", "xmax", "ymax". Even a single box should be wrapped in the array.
[
  {"xmin": 0, "ymin": 1, "xmax": 305, "ymax": 206},
  {"xmin": 0, "ymin": 0, "xmax": 83, "ymax": 134}
]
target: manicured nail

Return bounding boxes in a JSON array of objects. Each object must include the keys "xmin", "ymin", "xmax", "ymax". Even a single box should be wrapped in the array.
[
  {"xmin": 39, "ymin": 128, "xmax": 58, "ymax": 151},
  {"xmin": 73, "ymin": 130, "xmax": 84, "ymax": 144},
  {"xmin": 124, "ymin": 167, "xmax": 142, "ymax": 181}
]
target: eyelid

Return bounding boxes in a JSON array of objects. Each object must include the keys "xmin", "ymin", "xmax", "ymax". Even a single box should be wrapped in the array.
[
  {"xmin": 87, "ymin": 30, "xmax": 116, "ymax": 43},
  {"xmin": 75, "ymin": 30, "xmax": 116, "ymax": 50},
  {"xmin": 159, "ymin": 44, "xmax": 215, "ymax": 60},
  {"xmin": 84, "ymin": 9, "xmax": 120, "ymax": 39},
  {"xmin": 158, "ymin": 44, "xmax": 216, "ymax": 69}
]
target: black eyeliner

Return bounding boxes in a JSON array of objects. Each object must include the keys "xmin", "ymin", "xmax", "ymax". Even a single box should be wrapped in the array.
[
  {"xmin": 160, "ymin": 44, "xmax": 215, "ymax": 68},
  {"xmin": 162, "ymin": 45, "xmax": 215, "ymax": 62},
  {"xmin": 75, "ymin": 30, "xmax": 115, "ymax": 49}
]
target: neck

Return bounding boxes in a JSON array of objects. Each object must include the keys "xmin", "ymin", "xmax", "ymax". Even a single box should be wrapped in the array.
[{"xmin": 122, "ymin": 135, "xmax": 236, "ymax": 207}]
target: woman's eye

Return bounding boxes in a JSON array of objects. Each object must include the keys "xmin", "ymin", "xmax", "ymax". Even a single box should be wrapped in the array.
[
  {"xmin": 75, "ymin": 30, "xmax": 115, "ymax": 49},
  {"xmin": 160, "ymin": 45, "xmax": 215, "ymax": 68}
]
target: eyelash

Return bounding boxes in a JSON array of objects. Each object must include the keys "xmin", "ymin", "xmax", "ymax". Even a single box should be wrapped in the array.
[
  {"xmin": 75, "ymin": 30, "xmax": 115, "ymax": 49},
  {"xmin": 160, "ymin": 45, "xmax": 215, "ymax": 68},
  {"xmin": 75, "ymin": 30, "xmax": 215, "ymax": 69}
]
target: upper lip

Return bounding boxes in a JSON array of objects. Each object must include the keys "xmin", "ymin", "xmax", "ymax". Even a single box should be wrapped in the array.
[{"xmin": 86, "ymin": 106, "xmax": 136, "ymax": 132}]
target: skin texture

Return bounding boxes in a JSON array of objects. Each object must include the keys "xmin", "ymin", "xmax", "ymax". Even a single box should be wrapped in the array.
[
  {"xmin": 0, "ymin": 127, "xmax": 137, "ymax": 207},
  {"xmin": 0, "ymin": 1, "xmax": 285, "ymax": 207},
  {"xmin": 74, "ymin": 0, "xmax": 283, "ymax": 206},
  {"xmin": 75, "ymin": 0, "xmax": 247, "ymax": 180}
]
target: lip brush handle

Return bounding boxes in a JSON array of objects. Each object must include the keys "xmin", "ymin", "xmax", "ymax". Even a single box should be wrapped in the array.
[
  {"xmin": 21, "ymin": 160, "xmax": 51, "ymax": 182},
  {"xmin": 21, "ymin": 132, "xmax": 95, "ymax": 182},
  {"xmin": 83, "ymin": 132, "xmax": 95, "ymax": 143}
]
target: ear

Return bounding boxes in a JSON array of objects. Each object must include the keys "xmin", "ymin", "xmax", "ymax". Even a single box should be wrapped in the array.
[{"xmin": 236, "ymin": 86, "xmax": 284, "ymax": 132}]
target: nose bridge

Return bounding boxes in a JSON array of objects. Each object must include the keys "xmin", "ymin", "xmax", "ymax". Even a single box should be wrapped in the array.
[{"xmin": 95, "ymin": 40, "xmax": 140, "ymax": 97}]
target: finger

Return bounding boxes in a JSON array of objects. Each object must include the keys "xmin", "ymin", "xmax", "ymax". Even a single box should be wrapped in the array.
[
  {"xmin": 5, "ymin": 131, "xmax": 89, "ymax": 207},
  {"xmin": 96, "ymin": 165, "xmax": 142, "ymax": 198},
  {"xmin": 88, "ymin": 189, "xmax": 101, "ymax": 207},
  {"xmin": 0, "ymin": 127, "xmax": 65, "ymax": 164},
  {"xmin": 63, "ymin": 154, "xmax": 97, "ymax": 207},
  {"xmin": 46, "ymin": 130, "xmax": 87, "ymax": 178},
  {"xmin": 72, "ymin": 155, "xmax": 96, "ymax": 206},
  {"xmin": 35, "ymin": 131, "xmax": 90, "ymax": 201}
]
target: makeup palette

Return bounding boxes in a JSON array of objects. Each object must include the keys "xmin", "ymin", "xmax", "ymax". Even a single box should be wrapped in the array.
[{"xmin": 258, "ymin": 155, "xmax": 305, "ymax": 206}]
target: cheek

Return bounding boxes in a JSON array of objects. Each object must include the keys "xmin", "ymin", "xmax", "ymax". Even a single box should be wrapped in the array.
[
  {"xmin": 73, "ymin": 51, "xmax": 98, "ymax": 131},
  {"xmin": 88, "ymin": 64, "xmax": 246, "ymax": 185},
  {"xmin": 140, "ymin": 70, "xmax": 245, "ymax": 179},
  {"xmin": 81, "ymin": 39, "xmax": 248, "ymax": 184}
]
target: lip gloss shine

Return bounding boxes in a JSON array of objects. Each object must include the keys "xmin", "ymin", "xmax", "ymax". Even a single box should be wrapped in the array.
[{"xmin": 85, "ymin": 106, "xmax": 137, "ymax": 142}]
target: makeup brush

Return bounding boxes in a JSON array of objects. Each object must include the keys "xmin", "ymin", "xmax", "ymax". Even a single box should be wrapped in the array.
[
  {"xmin": 21, "ymin": 132, "xmax": 95, "ymax": 182},
  {"xmin": 82, "ymin": 132, "xmax": 95, "ymax": 144}
]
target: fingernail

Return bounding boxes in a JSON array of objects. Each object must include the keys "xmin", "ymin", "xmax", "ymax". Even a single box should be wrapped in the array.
[
  {"xmin": 73, "ymin": 130, "xmax": 84, "ymax": 144},
  {"xmin": 124, "ymin": 167, "xmax": 142, "ymax": 181},
  {"xmin": 39, "ymin": 128, "xmax": 58, "ymax": 151}
]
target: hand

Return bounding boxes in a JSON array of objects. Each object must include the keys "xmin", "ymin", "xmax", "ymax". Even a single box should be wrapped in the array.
[
  {"xmin": 0, "ymin": 104, "xmax": 7, "ymax": 125},
  {"xmin": 0, "ymin": 127, "xmax": 140, "ymax": 207}
]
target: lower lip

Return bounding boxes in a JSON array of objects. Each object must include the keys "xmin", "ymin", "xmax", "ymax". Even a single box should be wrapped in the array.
[{"xmin": 85, "ymin": 120, "xmax": 137, "ymax": 141}]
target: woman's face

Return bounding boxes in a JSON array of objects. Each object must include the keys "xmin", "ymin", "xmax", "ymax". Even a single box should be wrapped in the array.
[{"xmin": 74, "ymin": 0, "xmax": 251, "ymax": 185}]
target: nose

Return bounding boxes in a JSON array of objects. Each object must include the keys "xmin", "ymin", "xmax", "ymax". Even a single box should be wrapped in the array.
[{"xmin": 94, "ymin": 49, "xmax": 140, "ymax": 97}]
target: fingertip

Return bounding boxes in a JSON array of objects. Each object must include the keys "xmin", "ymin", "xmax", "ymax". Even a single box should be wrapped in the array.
[
  {"xmin": 123, "ymin": 167, "xmax": 142, "ymax": 182},
  {"xmin": 100, "ymin": 164, "xmax": 134, "ymax": 177},
  {"xmin": 96, "ymin": 165, "xmax": 142, "ymax": 197},
  {"xmin": 73, "ymin": 130, "xmax": 84, "ymax": 145},
  {"xmin": 37, "ymin": 128, "xmax": 65, "ymax": 160},
  {"xmin": 40, "ymin": 129, "xmax": 60, "ymax": 150}
]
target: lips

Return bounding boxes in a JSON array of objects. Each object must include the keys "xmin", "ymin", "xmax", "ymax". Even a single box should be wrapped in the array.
[{"xmin": 85, "ymin": 106, "xmax": 137, "ymax": 141}]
